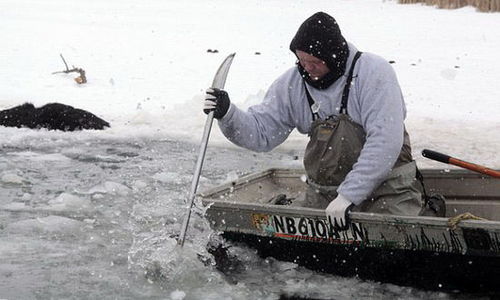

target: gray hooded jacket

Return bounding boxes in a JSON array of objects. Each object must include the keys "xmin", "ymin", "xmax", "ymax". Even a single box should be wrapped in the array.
[{"xmin": 217, "ymin": 43, "xmax": 408, "ymax": 206}]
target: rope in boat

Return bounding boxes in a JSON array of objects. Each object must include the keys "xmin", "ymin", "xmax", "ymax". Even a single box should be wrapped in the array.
[{"xmin": 448, "ymin": 213, "xmax": 487, "ymax": 230}]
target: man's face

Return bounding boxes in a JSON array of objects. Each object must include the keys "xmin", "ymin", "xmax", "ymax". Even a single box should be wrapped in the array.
[{"xmin": 296, "ymin": 50, "xmax": 330, "ymax": 81}]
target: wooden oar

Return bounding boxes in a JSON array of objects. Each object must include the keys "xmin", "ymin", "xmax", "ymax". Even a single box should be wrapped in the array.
[{"xmin": 422, "ymin": 149, "xmax": 500, "ymax": 178}]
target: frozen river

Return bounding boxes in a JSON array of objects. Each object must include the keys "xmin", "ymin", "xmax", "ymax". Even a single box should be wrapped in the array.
[
  {"xmin": 0, "ymin": 134, "xmax": 489, "ymax": 299},
  {"xmin": 1, "ymin": 0, "xmax": 499, "ymax": 297}
]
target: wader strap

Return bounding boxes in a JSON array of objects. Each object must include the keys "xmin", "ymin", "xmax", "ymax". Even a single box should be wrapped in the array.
[
  {"xmin": 340, "ymin": 51, "xmax": 363, "ymax": 114},
  {"xmin": 303, "ymin": 82, "xmax": 320, "ymax": 121},
  {"xmin": 415, "ymin": 166, "xmax": 429, "ymax": 205},
  {"xmin": 303, "ymin": 51, "xmax": 363, "ymax": 120}
]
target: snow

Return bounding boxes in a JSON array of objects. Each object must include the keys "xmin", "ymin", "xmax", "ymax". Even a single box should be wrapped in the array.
[
  {"xmin": 1, "ymin": 0, "xmax": 498, "ymax": 168},
  {"xmin": 0, "ymin": 0, "xmax": 499, "ymax": 299}
]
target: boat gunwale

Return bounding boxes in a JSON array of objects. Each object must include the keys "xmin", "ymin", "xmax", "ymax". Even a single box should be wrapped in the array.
[
  {"xmin": 202, "ymin": 199, "xmax": 500, "ymax": 231},
  {"xmin": 201, "ymin": 168, "xmax": 500, "ymax": 231}
]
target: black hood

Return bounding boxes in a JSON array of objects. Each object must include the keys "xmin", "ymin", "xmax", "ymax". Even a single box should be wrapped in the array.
[{"xmin": 290, "ymin": 12, "xmax": 349, "ymax": 89}]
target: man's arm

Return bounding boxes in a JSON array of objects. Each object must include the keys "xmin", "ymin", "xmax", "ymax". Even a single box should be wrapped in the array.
[
  {"xmin": 337, "ymin": 59, "xmax": 406, "ymax": 205},
  {"xmin": 216, "ymin": 77, "xmax": 297, "ymax": 152}
]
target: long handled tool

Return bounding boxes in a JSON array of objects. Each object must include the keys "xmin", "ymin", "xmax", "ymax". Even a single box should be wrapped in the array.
[
  {"xmin": 422, "ymin": 149, "xmax": 500, "ymax": 178},
  {"xmin": 177, "ymin": 53, "xmax": 236, "ymax": 247}
]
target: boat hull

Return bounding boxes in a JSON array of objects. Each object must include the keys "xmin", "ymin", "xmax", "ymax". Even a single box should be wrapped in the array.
[
  {"xmin": 223, "ymin": 231, "xmax": 500, "ymax": 293},
  {"xmin": 201, "ymin": 168, "xmax": 500, "ymax": 293}
]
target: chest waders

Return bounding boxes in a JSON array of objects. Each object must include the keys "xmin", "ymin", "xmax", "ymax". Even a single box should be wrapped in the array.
[{"xmin": 298, "ymin": 51, "xmax": 423, "ymax": 216}]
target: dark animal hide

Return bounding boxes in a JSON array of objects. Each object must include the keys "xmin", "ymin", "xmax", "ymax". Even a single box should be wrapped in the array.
[{"xmin": 0, "ymin": 102, "xmax": 110, "ymax": 131}]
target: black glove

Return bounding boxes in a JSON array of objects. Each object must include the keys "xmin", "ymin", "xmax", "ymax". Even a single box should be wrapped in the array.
[{"xmin": 204, "ymin": 88, "xmax": 230, "ymax": 119}]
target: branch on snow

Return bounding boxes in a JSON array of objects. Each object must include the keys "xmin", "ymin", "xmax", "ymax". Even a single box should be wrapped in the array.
[{"xmin": 52, "ymin": 54, "xmax": 87, "ymax": 84}]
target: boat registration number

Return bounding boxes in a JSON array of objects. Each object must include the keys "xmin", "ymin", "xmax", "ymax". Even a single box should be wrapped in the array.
[{"xmin": 251, "ymin": 214, "xmax": 364, "ymax": 243}]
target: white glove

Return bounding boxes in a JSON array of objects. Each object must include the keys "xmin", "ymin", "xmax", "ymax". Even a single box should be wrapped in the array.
[{"xmin": 325, "ymin": 194, "xmax": 354, "ymax": 230}]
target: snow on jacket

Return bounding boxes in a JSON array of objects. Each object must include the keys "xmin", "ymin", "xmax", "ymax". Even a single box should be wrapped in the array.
[{"xmin": 217, "ymin": 44, "xmax": 407, "ymax": 206}]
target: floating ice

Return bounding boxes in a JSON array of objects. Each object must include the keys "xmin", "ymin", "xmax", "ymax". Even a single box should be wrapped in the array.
[
  {"xmin": 86, "ymin": 181, "xmax": 131, "ymax": 196},
  {"xmin": 152, "ymin": 172, "xmax": 185, "ymax": 183},
  {"xmin": 2, "ymin": 202, "xmax": 27, "ymax": 211},
  {"xmin": 1, "ymin": 173, "xmax": 24, "ymax": 184},
  {"xmin": 47, "ymin": 193, "xmax": 92, "ymax": 212},
  {"xmin": 170, "ymin": 290, "xmax": 186, "ymax": 300},
  {"xmin": 131, "ymin": 179, "xmax": 148, "ymax": 190},
  {"xmin": 6, "ymin": 215, "xmax": 84, "ymax": 235},
  {"xmin": 2, "ymin": 193, "xmax": 93, "ymax": 214},
  {"xmin": 10, "ymin": 151, "xmax": 70, "ymax": 162},
  {"xmin": 151, "ymin": 172, "xmax": 194, "ymax": 185}
]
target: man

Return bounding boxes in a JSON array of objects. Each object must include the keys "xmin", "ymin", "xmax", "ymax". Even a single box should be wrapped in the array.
[{"xmin": 203, "ymin": 12, "xmax": 423, "ymax": 229}]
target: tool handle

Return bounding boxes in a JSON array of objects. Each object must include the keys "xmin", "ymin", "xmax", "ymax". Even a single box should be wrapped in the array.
[
  {"xmin": 422, "ymin": 149, "xmax": 500, "ymax": 178},
  {"xmin": 421, "ymin": 149, "xmax": 451, "ymax": 164}
]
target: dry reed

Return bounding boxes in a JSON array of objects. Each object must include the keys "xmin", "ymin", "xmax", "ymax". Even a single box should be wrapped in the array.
[{"xmin": 397, "ymin": 0, "xmax": 500, "ymax": 12}]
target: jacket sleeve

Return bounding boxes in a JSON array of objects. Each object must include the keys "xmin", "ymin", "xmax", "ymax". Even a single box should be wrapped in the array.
[
  {"xmin": 337, "ymin": 59, "xmax": 406, "ymax": 205},
  {"xmin": 217, "ymin": 75, "xmax": 297, "ymax": 152}
]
